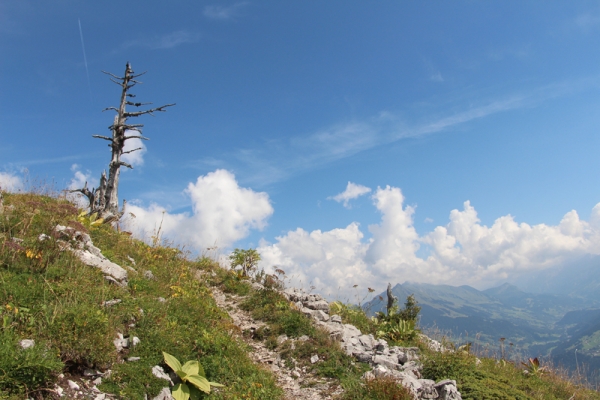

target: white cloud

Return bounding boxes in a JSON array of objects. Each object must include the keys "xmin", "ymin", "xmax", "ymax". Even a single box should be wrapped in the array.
[
  {"xmin": 0, "ymin": 171, "xmax": 23, "ymax": 192},
  {"xmin": 575, "ymin": 12, "xmax": 600, "ymax": 31},
  {"xmin": 122, "ymin": 30, "xmax": 201, "ymax": 50},
  {"xmin": 121, "ymin": 135, "xmax": 147, "ymax": 168},
  {"xmin": 430, "ymin": 72, "xmax": 444, "ymax": 82},
  {"xmin": 204, "ymin": 2, "xmax": 249, "ymax": 20},
  {"xmin": 258, "ymin": 185, "xmax": 600, "ymax": 300},
  {"xmin": 328, "ymin": 182, "xmax": 372, "ymax": 208},
  {"xmin": 124, "ymin": 169, "xmax": 273, "ymax": 250},
  {"xmin": 66, "ymin": 164, "xmax": 99, "ymax": 209}
]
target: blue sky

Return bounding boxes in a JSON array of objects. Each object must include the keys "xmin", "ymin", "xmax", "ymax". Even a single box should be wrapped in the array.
[{"xmin": 2, "ymin": 1, "xmax": 600, "ymax": 298}]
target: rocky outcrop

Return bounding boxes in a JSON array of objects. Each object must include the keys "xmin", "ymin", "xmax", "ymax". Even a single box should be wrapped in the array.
[
  {"xmin": 281, "ymin": 287, "xmax": 462, "ymax": 400},
  {"xmin": 53, "ymin": 225, "xmax": 129, "ymax": 286}
]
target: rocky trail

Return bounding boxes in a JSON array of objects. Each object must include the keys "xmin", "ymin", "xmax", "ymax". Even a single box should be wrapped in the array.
[{"xmin": 209, "ymin": 284, "xmax": 343, "ymax": 400}]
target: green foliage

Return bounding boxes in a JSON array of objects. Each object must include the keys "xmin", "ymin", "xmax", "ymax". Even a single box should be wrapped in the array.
[
  {"xmin": 162, "ymin": 351, "xmax": 224, "ymax": 399},
  {"xmin": 0, "ymin": 329, "xmax": 63, "ymax": 395},
  {"xmin": 241, "ymin": 289, "xmax": 315, "ymax": 338},
  {"xmin": 229, "ymin": 248, "xmax": 260, "ymax": 277},
  {"xmin": 377, "ymin": 319, "xmax": 418, "ymax": 342},
  {"xmin": 397, "ymin": 294, "xmax": 421, "ymax": 322},
  {"xmin": 330, "ymin": 301, "xmax": 378, "ymax": 335},
  {"xmin": 77, "ymin": 210, "xmax": 104, "ymax": 229},
  {"xmin": 521, "ymin": 357, "xmax": 547, "ymax": 377},
  {"xmin": 361, "ymin": 376, "xmax": 413, "ymax": 399},
  {"xmin": 374, "ymin": 294, "xmax": 421, "ymax": 344}
]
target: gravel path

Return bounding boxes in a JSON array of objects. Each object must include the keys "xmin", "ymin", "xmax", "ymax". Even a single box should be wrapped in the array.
[{"xmin": 209, "ymin": 286, "xmax": 344, "ymax": 400}]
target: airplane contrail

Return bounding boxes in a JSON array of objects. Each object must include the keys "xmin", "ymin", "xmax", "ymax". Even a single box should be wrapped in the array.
[{"xmin": 78, "ymin": 18, "xmax": 93, "ymax": 103}]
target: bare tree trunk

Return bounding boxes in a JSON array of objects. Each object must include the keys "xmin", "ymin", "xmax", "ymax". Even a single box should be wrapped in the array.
[
  {"xmin": 386, "ymin": 282, "xmax": 397, "ymax": 316},
  {"xmin": 71, "ymin": 62, "xmax": 174, "ymax": 222}
]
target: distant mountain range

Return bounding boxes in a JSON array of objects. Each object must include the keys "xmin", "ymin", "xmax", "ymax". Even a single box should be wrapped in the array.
[{"xmin": 364, "ymin": 279, "xmax": 600, "ymax": 380}]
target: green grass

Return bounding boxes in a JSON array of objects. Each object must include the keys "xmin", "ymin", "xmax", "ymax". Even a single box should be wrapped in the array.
[
  {"xmin": 420, "ymin": 343, "xmax": 600, "ymax": 399},
  {"xmin": 0, "ymin": 192, "xmax": 282, "ymax": 399}
]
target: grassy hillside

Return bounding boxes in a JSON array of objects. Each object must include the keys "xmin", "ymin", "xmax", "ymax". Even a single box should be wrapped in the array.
[
  {"xmin": 1, "ymin": 191, "xmax": 599, "ymax": 399},
  {"xmin": 0, "ymin": 192, "xmax": 282, "ymax": 399}
]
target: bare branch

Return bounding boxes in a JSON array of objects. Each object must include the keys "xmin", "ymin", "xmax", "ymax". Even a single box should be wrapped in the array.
[
  {"xmin": 124, "ymin": 135, "xmax": 149, "ymax": 141},
  {"xmin": 109, "ymin": 78, "xmax": 122, "ymax": 85},
  {"xmin": 108, "ymin": 123, "xmax": 144, "ymax": 131},
  {"xmin": 127, "ymin": 94, "xmax": 136, "ymax": 98},
  {"xmin": 102, "ymin": 107, "xmax": 119, "ymax": 113},
  {"xmin": 101, "ymin": 70, "xmax": 123, "ymax": 80},
  {"xmin": 131, "ymin": 71, "xmax": 147, "ymax": 78},
  {"xmin": 126, "ymin": 101, "xmax": 151, "ymax": 107},
  {"xmin": 92, "ymin": 135, "xmax": 113, "ymax": 142},
  {"xmin": 124, "ymin": 103, "xmax": 175, "ymax": 118},
  {"xmin": 119, "ymin": 161, "xmax": 134, "ymax": 169},
  {"xmin": 122, "ymin": 147, "xmax": 142, "ymax": 154}
]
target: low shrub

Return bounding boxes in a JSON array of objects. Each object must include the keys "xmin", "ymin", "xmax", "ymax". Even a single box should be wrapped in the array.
[{"xmin": 0, "ymin": 329, "xmax": 63, "ymax": 395}]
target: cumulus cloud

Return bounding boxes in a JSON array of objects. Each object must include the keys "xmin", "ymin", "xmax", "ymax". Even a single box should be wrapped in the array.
[
  {"xmin": 121, "ymin": 135, "xmax": 147, "ymax": 168},
  {"xmin": 66, "ymin": 164, "xmax": 99, "ymax": 208},
  {"xmin": 124, "ymin": 169, "xmax": 273, "ymax": 250},
  {"xmin": 0, "ymin": 171, "xmax": 23, "ymax": 192},
  {"xmin": 258, "ymin": 185, "xmax": 600, "ymax": 299},
  {"xmin": 328, "ymin": 182, "xmax": 372, "ymax": 208}
]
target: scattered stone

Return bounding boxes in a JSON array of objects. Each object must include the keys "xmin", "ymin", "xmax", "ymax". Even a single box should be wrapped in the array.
[
  {"xmin": 143, "ymin": 270, "xmax": 155, "ymax": 280},
  {"xmin": 132, "ymin": 336, "xmax": 141, "ymax": 347},
  {"xmin": 330, "ymin": 314, "xmax": 342, "ymax": 324},
  {"xmin": 68, "ymin": 380, "xmax": 80, "ymax": 390},
  {"xmin": 93, "ymin": 377, "xmax": 102, "ymax": 386},
  {"xmin": 305, "ymin": 300, "xmax": 329, "ymax": 312},
  {"xmin": 276, "ymin": 334, "xmax": 288, "ymax": 345},
  {"xmin": 113, "ymin": 333, "xmax": 129, "ymax": 352},
  {"xmin": 251, "ymin": 282, "xmax": 264, "ymax": 291},
  {"xmin": 102, "ymin": 299, "xmax": 121, "ymax": 307},
  {"xmin": 127, "ymin": 357, "xmax": 141, "ymax": 362},
  {"xmin": 19, "ymin": 339, "xmax": 35, "ymax": 349},
  {"xmin": 54, "ymin": 225, "xmax": 128, "ymax": 286},
  {"xmin": 151, "ymin": 366, "xmax": 173, "ymax": 385},
  {"xmin": 152, "ymin": 387, "xmax": 173, "ymax": 400},
  {"xmin": 310, "ymin": 354, "xmax": 319, "ymax": 364},
  {"xmin": 127, "ymin": 256, "xmax": 136, "ymax": 266},
  {"xmin": 38, "ymin": 233, "xmax": 50, "ymax": 241},
  {"xmin": 157, "ymin": 297, "xmax": 166, "ymax": 303},
  {"xmin": 105, "ymin": 276, "xmax": 124, "ymax": 286}
]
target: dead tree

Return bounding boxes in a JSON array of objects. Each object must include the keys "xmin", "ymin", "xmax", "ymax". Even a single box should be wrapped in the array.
[
  {"xmin": 386, "ymin": 282, "xmax": 398, "ymax": 316},
  {"xmin": 72, "ymin": 62, "xmax": 174, "ymax": 222}
]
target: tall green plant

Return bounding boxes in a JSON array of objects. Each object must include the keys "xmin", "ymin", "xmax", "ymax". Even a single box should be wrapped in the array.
[
  {"xmin": 162, "ymin": 352, "xmax": 224, "ymax": 400},
  {"xmin": 229, "ymin": 248, "xmax": 261, "ymax": 277}
]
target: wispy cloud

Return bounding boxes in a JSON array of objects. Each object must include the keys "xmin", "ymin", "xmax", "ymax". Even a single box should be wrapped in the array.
[
  {"xmin": 203, "ymin": 2, "xmax": 249, "ymax": 20},
  {"xmin": 122, "ymin": 30, "xmax": 201, "ymax": 50},
  {"xmin": 192, "ymin": 76, "xmax": 600, "ymax": 187},
  {"xmin": 11, "ymin": 154, "xmax": 84, "ymax": 166},
  {"xmin": 574, "ymin": 12, "xmax": 600, "ymax": 31},
  {"xmin": 430, "ymin": 72, "xmax": 444, "ymax": 82}
]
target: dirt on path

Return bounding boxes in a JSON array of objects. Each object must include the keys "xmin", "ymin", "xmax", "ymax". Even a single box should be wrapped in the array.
[{"xmin": 209, "ymin": 285, "xmax": 344, "ymax": 400}]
